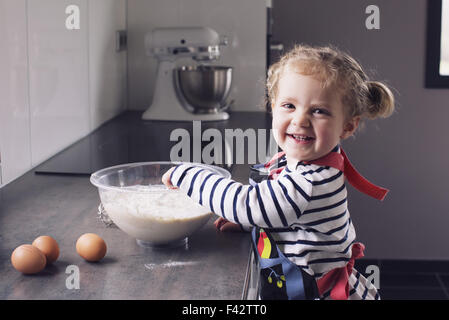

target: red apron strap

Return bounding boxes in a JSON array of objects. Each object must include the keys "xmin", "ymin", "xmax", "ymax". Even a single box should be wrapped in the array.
[
  {"xmin": 339, "ymin": 148, "xmax": 389, "ymax": 201},
  {"xmin": 303, "ymin": 151, "xmax": 344, "ymax": 171},
  {"xmin": 265, "ymin": 148, "xmax": 389, "ymax": 201}
]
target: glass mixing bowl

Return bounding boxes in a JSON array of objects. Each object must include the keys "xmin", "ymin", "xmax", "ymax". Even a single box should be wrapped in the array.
[{"xmin": 90, "ymin": 162, "xmax": 231, "ymax": 247}]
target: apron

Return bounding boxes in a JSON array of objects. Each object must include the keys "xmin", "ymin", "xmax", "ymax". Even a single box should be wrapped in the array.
[{"xmin": 249, "ymin": 146, "xmax": 389, "ymax": 300}]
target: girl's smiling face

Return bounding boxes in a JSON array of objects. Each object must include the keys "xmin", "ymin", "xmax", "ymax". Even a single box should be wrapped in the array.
[{"xmin": 272, "ymin": 70, "xmax": 359, "ymax": 164}]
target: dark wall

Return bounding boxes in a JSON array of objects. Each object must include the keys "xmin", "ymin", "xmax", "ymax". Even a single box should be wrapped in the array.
[{"xmin": 272, "ymin": 0, "xmax": 449, "ymax": 260}]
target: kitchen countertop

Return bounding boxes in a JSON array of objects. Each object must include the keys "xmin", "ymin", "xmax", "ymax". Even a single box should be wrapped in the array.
[{"xmin": 0, "ymin": 111, "xmax": 271, "ymax": 300}]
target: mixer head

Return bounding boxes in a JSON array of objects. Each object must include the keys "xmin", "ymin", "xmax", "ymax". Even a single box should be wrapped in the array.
[{"xmin": 144, "ymin": 27, "xmax": 227, "ymax": 61}]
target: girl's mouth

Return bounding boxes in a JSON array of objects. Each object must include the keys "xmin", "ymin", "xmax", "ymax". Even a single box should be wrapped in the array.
[{"xmin": 286, "ymin": 133, "xmax": 315, "ymax": 144}]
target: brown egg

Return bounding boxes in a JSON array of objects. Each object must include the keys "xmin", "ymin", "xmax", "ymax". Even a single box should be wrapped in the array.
[
  {"xmin": 11, "ymin": 244, "xmax": 47, "ymax": 274},
  {"xmin": 76, "ymin": 233, "xmax": 107, "ymax": 262},
  {"xmin": 32, "ymin": 235, "xmax": 59, "ymax": 264}
]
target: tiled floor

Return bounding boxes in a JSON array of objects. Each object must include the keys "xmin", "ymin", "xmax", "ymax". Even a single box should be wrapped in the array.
[{"xmin": 354, "ymin": 259, "xmax": 449, "ymax": 300}]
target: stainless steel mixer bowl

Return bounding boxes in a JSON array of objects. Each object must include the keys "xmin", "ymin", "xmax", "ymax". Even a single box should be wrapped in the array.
[{"xmin": 176, "ymin": 65, "xmax": 233, "ymax": 113}]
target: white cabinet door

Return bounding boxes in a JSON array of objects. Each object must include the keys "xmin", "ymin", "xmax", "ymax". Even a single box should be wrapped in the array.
[
  {"xmin": 28, "ymin": 0, "xmax": 90, "ymax": 167},
  {"xmin": 0, "ymin": 0, "xmax": 32, "ymax": 186}
]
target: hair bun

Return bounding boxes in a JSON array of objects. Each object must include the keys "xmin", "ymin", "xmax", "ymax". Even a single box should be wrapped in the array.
[{"xmin": 365, "ymin": 81, "xmax": 395, "ymax": 119}]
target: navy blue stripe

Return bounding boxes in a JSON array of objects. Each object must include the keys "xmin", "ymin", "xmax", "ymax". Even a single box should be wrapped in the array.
[
  {"xmin": 307, "ymin": 170, "xmax": 343, "ymax": 186},
  {"xmin": 169, "ymin": 164, "xmax": 182, "ymax": 182},
  {"xmin": 199, "ymin": 173, "xmax": 215, "ymax": 205},
  {"xmin": 220, "ymin": 181, "xmax": 235, "ymax": 220},
  {"xmin": 277, "ymin": 221, "xmax": 349, "ymax": 246},
  {"xmin": 301, "ymin": 166, "xmax": 330, "ymax": 176},
  {"xmin": 233, "ymin": 186, "xmax": 243, "ymax": 224},
  {"xmin": 353, "ymin": 271, "xmax": 361, "ymax": 290},
  {"xmin": 274, "ymin": 218, "xmax": 350, "ymax": 237},
  {"xmin": 283, "ymin": 238, "xmax": 354, "ymax": 259},
  {"xmin": 175, "ymin": 166, "xmax": 196, "ymax": 187},
  {"xmin": 284, "ymin": 175, "xmax": 311, "ymax": 201},
  {"xmin": 341, "ymin": 240, "xmax": 356, "ymax": 254},
  {"xmin": 270, "ymin": 158, "xmax": 286, "ymax": 167},
  {"xmin": 209, "ymin": 177, "xmax": 225, "ymax": 213},
  {"xmin": 308, "ymin": 256, "xmax": 351, "ymax": 265},
  {"xmin": 278, "ymin": 180, "xmax": 302, "ymax": 218},
  {"xmin": 255, "ymin": 184, "xmax": 273, "ymax": 228},
  {"xmin": 361, "ymin": 286, "xmax": 369, "ymax": 299},
  {"xmin": 303, "ymin": 197, "xmax": 347, "ymax": 215},
  {"xmin": 348, "ymin": 272, "xmax": 361, "ymax": 298},
  {"xmin": 267, "ymin": 180, "xmax": 288, "ymax": 226},
  {"xmin": 246, "ymin": 186, "xmax": 255, "ymax": 225},
  {"xmin": 323, "ymin": 218, "xmax": 349, "ymax": 236},
  {"xmin": 276, "ymin": 236, "xmax": 347, "ymax": 247},
  {"xmin": 270, "ymin": 217, "xmax": 349, "ymax": 235},
  {"xmin": 310, "ymin": 184, "xmax": 345, "ymax": 201},
  {"xmin": 187, "ymin": 169, "xmax": 205, "ymax": 196},
  {"xmin": 302, "ymin": 210, "xmax": 347, "ymax": 227}
]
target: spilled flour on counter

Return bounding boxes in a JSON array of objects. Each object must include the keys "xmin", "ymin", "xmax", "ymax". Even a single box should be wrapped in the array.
[{"xmin": 144, "ymin": 260, "xmax": 200, "ymax": 270}]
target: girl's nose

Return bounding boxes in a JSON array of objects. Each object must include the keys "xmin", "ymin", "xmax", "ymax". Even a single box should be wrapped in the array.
[{"xmin": 293, "ymin": 110, "xmax": 310, "ymax": 127}]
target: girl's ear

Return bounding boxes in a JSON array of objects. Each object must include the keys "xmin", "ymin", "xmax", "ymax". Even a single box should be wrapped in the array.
[{"xmin": 340, "ymin": 116, "xmax": 360, "ymax": 139}]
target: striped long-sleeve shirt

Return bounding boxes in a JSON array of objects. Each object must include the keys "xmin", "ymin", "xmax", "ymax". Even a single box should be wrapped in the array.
[{"xmin": 170, "ymin": 154, "xmax": 356, "ymax": 279}]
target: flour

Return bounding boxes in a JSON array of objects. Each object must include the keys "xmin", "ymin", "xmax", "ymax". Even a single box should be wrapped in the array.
[
  {"xmin": 101, "ymin": 185, "xmax": 210, "ymax": 221},
  {"xmin": 144, "ymin": 260, "xmax": 199, "ymax": 270},
  {"xmin": 99, "ymin": 184, "xmax": 212, "ymax": 244}
]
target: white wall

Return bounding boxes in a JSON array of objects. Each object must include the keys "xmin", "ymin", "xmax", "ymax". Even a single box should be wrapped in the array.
[
  {"xmin": 0, "ymin": 0, "xmax": 126, "ymax": 186},
  {"xmin": 272, "ymin": 0, "xmax": 449, "ymax": 260},
  {"xmin": 127, "ymin": 0, "xmax": 266, "ymax": 113}
]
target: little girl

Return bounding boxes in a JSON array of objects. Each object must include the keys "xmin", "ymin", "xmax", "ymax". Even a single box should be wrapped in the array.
[{"xmin": 162, "ymin": 44, "xmax": 395, "ymax": 300}]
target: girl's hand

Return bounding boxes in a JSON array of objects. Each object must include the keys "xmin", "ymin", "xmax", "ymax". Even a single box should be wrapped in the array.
[
  {"xmin": 214, "ymin": 217, "xmax": 242, "ymax": 232},
  {"xmin": 162, "ymin": 167, "xmax": 178, "ymax": 189}
]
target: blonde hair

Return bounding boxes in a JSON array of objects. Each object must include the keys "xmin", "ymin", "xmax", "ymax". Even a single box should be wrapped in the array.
[{"xmin": 266, "ymin": 44, "xmax": 395, "ymax": 121}]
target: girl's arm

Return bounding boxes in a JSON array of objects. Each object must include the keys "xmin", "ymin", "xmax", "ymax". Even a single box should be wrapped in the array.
[{"xmin": 163, "ymin": 164, "xmax": 313, "ymax": 229}]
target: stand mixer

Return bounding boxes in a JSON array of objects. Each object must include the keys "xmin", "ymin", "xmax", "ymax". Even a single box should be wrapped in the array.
[{"xmin": 142, "ymin": 27, "xmax": 232, "ymax": 121}]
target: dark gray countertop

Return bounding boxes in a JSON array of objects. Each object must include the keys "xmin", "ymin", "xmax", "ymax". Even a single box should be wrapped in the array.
[{"xmin": 0, "ymin": 111, "xmax": 271, "ymax": 300}]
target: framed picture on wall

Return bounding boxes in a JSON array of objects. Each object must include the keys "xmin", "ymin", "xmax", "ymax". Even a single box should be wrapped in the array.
[{"xmin": 426, "ymin": 0, "xmax": 449, "ymax": 87}]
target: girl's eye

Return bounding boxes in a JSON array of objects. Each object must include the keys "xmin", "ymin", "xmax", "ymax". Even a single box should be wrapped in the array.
[
  {"xmin": 312, "ymin": 108, "xmax": 330, "ymax": 115},
  {"xmin": 282, "ymin": 103, "xmax": 295, "ymax": 109}
]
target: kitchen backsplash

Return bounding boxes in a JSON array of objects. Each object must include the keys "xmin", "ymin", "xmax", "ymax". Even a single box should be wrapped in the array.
[
  {"xmin": 0, "ymin": 0, "xmax": 126, "ymax": 186},
  {"xmin": 0, "ymin": 0, "xmax": 266, "ymax": 187}
]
